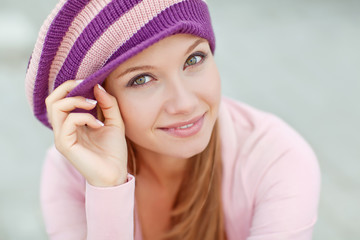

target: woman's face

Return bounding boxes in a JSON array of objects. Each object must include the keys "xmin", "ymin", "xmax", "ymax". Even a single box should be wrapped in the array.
[{"xmin": 105, "ymin": 34, "xmax": 221, "ymax": 160}]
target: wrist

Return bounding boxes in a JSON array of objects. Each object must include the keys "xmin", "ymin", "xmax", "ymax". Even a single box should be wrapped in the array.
[{"xmin": 88, "ymin": 171, "xmax": 128, "ymax": 187}]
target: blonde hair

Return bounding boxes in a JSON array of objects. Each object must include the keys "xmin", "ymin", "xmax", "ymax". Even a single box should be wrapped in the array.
[{"xmin": 128, "ymin": 121, "xmax": 226, "ymax": 240}]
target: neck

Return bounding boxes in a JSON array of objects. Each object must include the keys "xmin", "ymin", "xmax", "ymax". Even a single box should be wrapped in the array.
[{"xmin": 133, "ymin": 145, "xmax": 190, "ymax": 192}]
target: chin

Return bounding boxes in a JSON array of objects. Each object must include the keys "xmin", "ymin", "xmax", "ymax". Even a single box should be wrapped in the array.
[{"xmin": 165, "ymin": 133, "xmax": 212, "ymax": 159}]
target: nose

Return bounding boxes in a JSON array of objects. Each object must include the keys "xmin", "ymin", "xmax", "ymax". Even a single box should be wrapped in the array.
[{"xmin": 164, "ymin": 75, "xmax": 199, "ymax": 115}]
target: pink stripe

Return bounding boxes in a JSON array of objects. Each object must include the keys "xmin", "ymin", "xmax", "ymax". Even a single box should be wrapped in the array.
[
  {"xmin": 25, "ymin": 0, "xmax": 67, "ymax": 109},
  {"xmin": 48, "ymin": 0, "xmax": 111, "ymax": 94},
  {"xmin": 76, "ymin": 0, "xmax": 184, "ymax": 79}
]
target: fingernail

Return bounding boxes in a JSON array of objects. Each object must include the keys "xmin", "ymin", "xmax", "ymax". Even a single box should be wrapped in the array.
[
  {"xmin": 97, "ymin": 84, "xmax": 106, "ymax": 92},
  {"xmin": 85, "ymin": 99, "xmax": 97, "ymax": 105},
  {"xmin": 75, "ymin": 79, "xmax": 84, "ymax": 85},
  {"xmin": 96, "ymin": 119, "xmax": 104, "ymax": 127}
]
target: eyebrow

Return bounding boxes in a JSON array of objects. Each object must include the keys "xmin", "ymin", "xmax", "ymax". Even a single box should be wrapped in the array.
[
  {"xmin": 185, "ymin": 38, "xmax": 208, "ymax": 56},
  {"xmin": 115, "ymin": 38, "xmax": 208, "ymax": 79},
  {"xmin": 115, "ymin": 65, "xmax": 155, "ymax": 80}
]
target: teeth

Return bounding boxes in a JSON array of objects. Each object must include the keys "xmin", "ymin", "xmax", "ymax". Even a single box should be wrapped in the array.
[{"xmin": 178, "ymin": 123, "xmax": 194, "ymax": 129}]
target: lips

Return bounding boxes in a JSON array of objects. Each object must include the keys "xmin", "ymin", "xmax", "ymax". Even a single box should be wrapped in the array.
[{"xmin": 158, "ymin": 113, "xmax": 206, "ymax": 138}]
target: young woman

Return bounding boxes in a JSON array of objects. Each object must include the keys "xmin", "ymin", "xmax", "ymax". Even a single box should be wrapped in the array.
[{"xmin": 25, "ymin": 0, "xmax": 320, "ymax": 239}]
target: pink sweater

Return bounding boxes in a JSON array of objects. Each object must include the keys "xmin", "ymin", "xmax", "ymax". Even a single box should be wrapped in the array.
[{"xmin": 40, "ymin": 97, "xmax": 321, "ymax": 240}]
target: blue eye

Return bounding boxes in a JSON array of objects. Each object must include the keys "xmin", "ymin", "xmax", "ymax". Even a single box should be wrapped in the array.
[{"xmin": 130, "ymin": 75, "xmax": 152, "ymax": 86}]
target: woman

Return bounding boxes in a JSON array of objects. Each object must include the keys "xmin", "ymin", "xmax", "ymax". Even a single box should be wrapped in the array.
[{"xmin": 25, "ymin": 0, "xmax": 321, "ymax": 239}]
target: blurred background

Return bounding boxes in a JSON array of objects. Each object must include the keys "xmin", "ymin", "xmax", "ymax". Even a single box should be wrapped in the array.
[{"xmin": 0, "ymin": 0, "xmax": 359, "ymax": 239}]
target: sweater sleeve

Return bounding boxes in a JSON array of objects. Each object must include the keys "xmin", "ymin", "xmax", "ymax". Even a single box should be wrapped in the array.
[
  {"xmin": 245, "ymin": 117, "xmax": 321, "ymax": 240},
  {"xmin": 40, "ymin": 146, "xmax": 135, "ymax": 240}
]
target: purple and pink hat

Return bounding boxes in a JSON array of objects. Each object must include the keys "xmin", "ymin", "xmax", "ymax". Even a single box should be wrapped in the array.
[{"xmin": 25, "ymin": 0, "xmax": 215, "ymax": 128}]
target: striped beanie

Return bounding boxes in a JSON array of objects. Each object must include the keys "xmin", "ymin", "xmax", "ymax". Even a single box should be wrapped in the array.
[{"xmin": 25, "ymin": 0, "xmax": 215, "ymax": 128}]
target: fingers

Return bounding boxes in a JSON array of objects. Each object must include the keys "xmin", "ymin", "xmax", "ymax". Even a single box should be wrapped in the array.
[
  {"xmin": 63, "ymin": 113, "xmax": 104, "ymax": 137},
  {"xmin": 45, "ymin": 80, "xmax": 123, "ymax": 133},
  {"xmin": 94, "ymin": 84, "xmax": 124, "ymax": 127},
  {"xmin": 45, "ymin": 80, "xmax": 82, "ymax": 126},
  {"xmin": 46, "ymin": 80, "xmax": 81, "ymax": 109},
  {"xmin": 50, "ymin": 96, "xmax": 98, "ymax": 131},
  {"xmin": 56, "ymin": 112, "xmax": 104, "ymax": 152}
]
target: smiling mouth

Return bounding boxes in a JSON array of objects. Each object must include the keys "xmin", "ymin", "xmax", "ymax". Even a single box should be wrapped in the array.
[{"xmin": 158, "ymin": 113, "xmax": 206, "ymax": 138}]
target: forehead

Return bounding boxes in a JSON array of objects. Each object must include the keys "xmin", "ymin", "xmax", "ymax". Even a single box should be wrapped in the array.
[{"xmin": 119, "ymin": 34, "xmax": 207, "ymax": 65}]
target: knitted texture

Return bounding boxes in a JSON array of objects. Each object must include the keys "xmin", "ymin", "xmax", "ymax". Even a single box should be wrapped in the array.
[{"xmin": 25, "ymin": 0, "xmax": 215, "ymax": 128}]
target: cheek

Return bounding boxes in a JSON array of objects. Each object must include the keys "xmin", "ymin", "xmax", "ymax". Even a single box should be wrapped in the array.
[
  {"xmin": 117, "ymin": 93, "xmax": 160, "ymax": 137},
  {"xmin": 120, "ymin": 100, "xmax": 148, "ymax": 129},
  {"xmin": 197, "ymin": 61, "xmax": 221, "ymax": 107}
]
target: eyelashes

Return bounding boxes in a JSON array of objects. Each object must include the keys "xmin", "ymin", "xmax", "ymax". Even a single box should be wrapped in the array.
[
  {"xmin": 127, "ymin": 75, "xmax": 154, "ymax": 87},
  {"xmin": 127, "ymin": 51, "xmax": 209, "ymax": 87}
]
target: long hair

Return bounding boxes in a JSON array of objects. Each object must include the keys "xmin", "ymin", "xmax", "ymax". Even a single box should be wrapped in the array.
[{"xmin": 127, "ymin": 121, "xmax": 226, "ymax": 240}]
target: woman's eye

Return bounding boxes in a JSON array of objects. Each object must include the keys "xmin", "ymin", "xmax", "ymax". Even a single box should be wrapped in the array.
[
  {"xmin": 131, "ymin": 75, "xmax": 152, "ymax": 86},
  {"xmin": 184, "ymin": 54, "xmax": 203, "ymax": 67}
]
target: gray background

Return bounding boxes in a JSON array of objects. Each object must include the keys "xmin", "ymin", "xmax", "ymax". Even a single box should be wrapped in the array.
[{"xmin": 0, "ymin": 0, "xmax": 359, "ymax": 239}]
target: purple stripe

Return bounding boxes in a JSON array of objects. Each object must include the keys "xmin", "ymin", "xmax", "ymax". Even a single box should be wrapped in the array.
[
  {"xmin": 33, "ymin": 0, "xmax": 91, "ymax": 127},
  {"xmin": 106, "ymin": 0, "xmax": 215, "ymax": 64},
  {"xmin": 54, "ymin": 0, "xmax": 143, "ymax": 90}
]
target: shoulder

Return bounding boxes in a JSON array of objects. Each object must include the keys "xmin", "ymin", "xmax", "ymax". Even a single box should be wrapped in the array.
[
  {"xmin": 219, "ymin": 96, "xmax": 320, "ymax": 197},
  {"xmin": 219, "ymin": 96, "xmax": 317, "ymax": 161}
]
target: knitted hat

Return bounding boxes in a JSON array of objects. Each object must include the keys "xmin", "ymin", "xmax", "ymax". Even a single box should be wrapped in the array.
[{"xmin": 25, "ymin": 0, "xmax": 215, "ymax": 128}]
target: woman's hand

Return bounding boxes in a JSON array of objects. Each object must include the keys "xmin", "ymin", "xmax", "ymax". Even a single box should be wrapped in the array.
[{"xmin": 45, "ymin": 80, "xmax": 128, "ymax": 187}]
